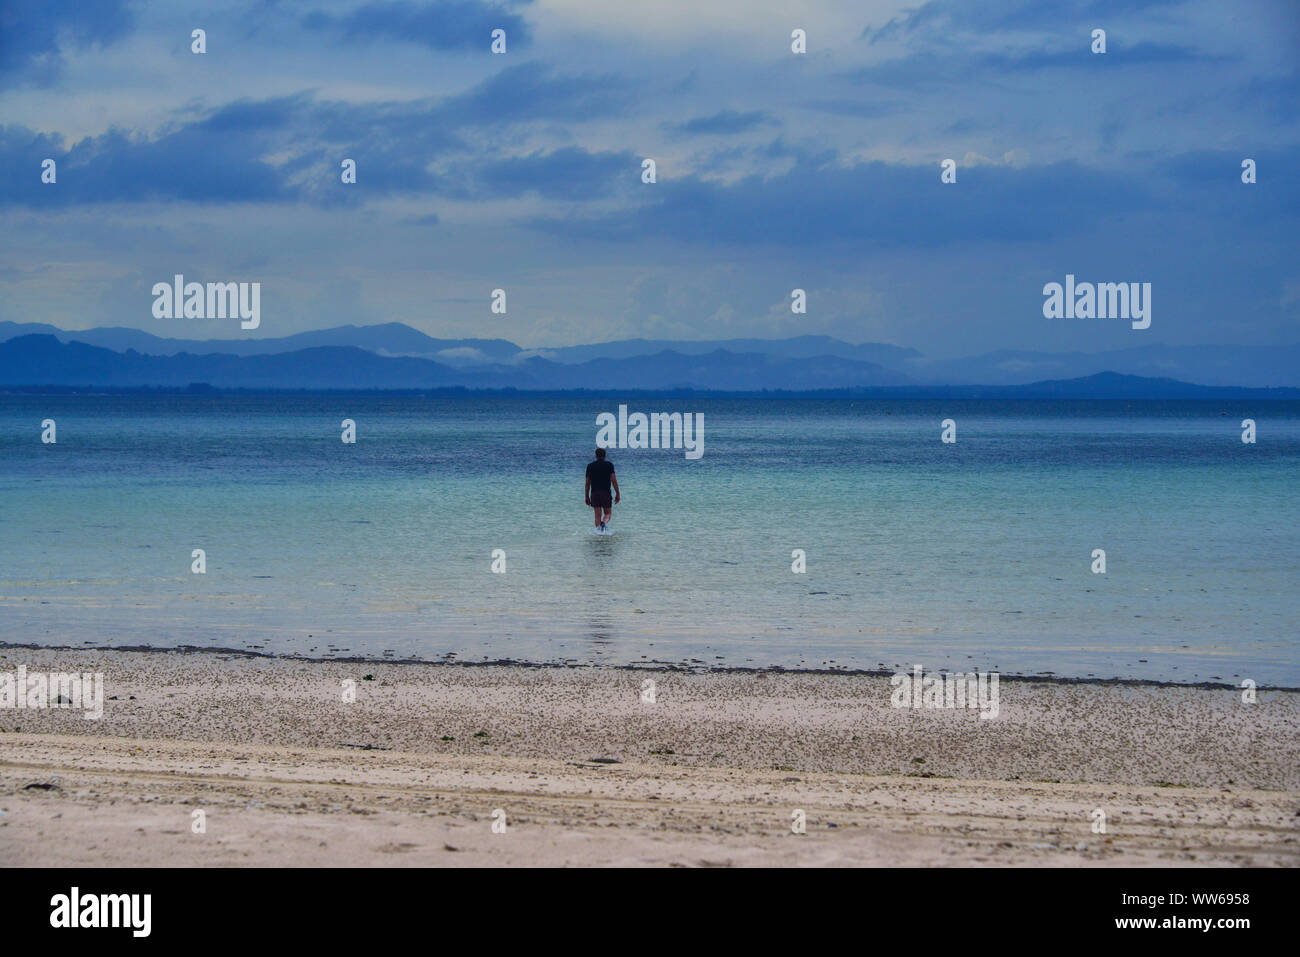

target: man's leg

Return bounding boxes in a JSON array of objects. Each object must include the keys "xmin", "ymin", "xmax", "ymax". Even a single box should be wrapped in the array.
[
  {"xmin": 602, "ymin": 507, "xmax": 612, "ymax": 526},
  {"xmin": 593, "ymin": 507, "xmax": 603, "ymax": 527}
]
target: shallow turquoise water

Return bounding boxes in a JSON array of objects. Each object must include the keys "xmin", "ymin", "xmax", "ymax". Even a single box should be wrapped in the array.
[{"xmin": 2, "ymin": 395, "xmax": 1296, "ymax": 685}]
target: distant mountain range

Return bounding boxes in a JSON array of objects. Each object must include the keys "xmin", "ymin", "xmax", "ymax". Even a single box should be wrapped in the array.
[
  {"xmin": 0, "ymin": 321, "xmax": 521, "ymax": 366},
  {"xmin": 1, "ymin": 321, "xmax": 1298, "ymax": 396},
  {"xmin": 0, "ymin": 334, "xmax": 913, "ymax": 391}
]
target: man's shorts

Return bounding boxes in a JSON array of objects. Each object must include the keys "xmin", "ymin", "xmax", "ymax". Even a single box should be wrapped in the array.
[{"xmin": 590, "ymin": 489, "xmax": 612, "ymax": 509}]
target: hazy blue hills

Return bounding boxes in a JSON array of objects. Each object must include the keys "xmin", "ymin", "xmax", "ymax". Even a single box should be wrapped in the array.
[
  {"xmin": 2, "ymin": 321, "xmax": 1298, "ymax": 394},
  {"xmin": 0, "ymin": 335, "xmax": 913, "ymax": 391},
  {"xmin": 902, "ymin": 344, "xmax": 1300, "ymax": 388},
  {"xmin": 0, "ymin": 321, "xmax": 521, "ymax": 366},
  {"xmin": 880, "ymin": 370, "xmax": 1300, "ymax": 399},
  {"xmin": 533, "ymin": 335, "xmax": 922, "ymax": 367},
  {"xmin": 530, "ymin": 349, "xmax": 912, "ymax": 390},
  {"xmin": 0, "ymin": 335, "xmax": 474, "ymax": 389}
]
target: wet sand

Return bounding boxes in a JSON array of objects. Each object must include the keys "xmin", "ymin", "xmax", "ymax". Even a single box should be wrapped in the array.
[{"xmin": 1, "ymin": 647, "xmax": 1296, "ymax": 866}]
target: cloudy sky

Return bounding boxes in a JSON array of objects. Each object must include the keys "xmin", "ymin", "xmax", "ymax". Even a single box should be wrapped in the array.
[{"xmin": 1, "ymin": 0, "xmax": 1297, "ymax": 356}]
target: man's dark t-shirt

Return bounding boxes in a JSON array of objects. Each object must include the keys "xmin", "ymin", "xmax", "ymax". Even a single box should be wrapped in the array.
[{"xmin": 586, "ymin": 459, "xmax": 615, "ymax": 497}]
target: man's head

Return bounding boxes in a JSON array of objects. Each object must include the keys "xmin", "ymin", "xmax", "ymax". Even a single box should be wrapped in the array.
[{"xmin": 595, "ymin": 447, "xmax": 606, "ymax": 460}]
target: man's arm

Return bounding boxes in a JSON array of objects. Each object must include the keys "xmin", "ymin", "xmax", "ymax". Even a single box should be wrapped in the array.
[
  {"xmin": 584, "ymin": 475, "xmax": 591, "ymax": 506},
  {"xmin": 611, "ymin": 471, "xmax": 620, "ymax": 504}
]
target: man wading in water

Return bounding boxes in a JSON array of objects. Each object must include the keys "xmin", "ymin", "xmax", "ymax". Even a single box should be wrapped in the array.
[{"xmin": 585, "ymin": 447, "xmax": 620, "ymax": 533}]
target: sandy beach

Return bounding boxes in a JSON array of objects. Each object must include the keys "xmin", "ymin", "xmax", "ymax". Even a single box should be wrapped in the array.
[{"xmin": 1, "ymin": 647, "xmax": 1296, "ymax": 867}]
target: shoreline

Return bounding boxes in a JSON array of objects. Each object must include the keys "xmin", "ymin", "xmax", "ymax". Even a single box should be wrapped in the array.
[
  {"xmin": 2, "ymin": 647, "xmax": 1297, "ymax": 866},
  {"xmin": 3, "ymin": 641, "xmax": 1293, "ymax": 693},
  {"xmin": 7, "ymin": 386, "xmax": 1300, "ymax": 400}
]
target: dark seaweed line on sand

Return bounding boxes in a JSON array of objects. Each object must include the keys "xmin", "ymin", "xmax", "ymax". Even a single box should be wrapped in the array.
[{"xmin": 1, "ymin": 641, "xmax": 1294, "ymax": 693}]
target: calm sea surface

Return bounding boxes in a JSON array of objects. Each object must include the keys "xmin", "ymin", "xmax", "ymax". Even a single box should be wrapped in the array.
[{"xmin": 2, "ymin": 395, "xmax": 1297, "ymax": 685}]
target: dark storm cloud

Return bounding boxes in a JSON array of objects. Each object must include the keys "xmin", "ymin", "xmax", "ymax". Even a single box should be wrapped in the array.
[
  {"xmin": 0, "ymin": 0, "xmax": 135, "ymax": 88},
  {"xmin": 0, "ymin": 62, "xmax": 633, "ymax": 207},
  {"xmin": 668, "ymin": 110, "xmax": 775, "ymax": 136},
  {"xmin": 301, "ymin": 0, "xmax": 534, "ymax": 52}
]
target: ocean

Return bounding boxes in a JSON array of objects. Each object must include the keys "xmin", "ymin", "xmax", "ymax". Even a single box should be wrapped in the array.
[{"xmin": 2, "ymin": 394, "xmax": 1297, "ymax": 685}]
